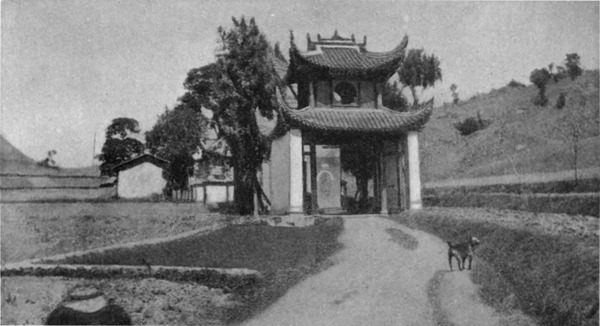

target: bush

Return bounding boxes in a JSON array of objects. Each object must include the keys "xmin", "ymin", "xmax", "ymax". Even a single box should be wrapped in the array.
[
  {"xmin": 507, "ymin": 79, "xmax": 526, "ymax": 88},
  {"xmin": 530, "ymin": 68, "xmax": 552, "ymax": 106},
  {"xmin": 565, "ymin": 53, "xmax": 583, "ymax": 80},
  {"xmin": 533, "ymin": 93, "xmax": 549, "ymax": 107},
  {"xmin": 454, "ymin": 112, "xmax": 491, "ymax": 136},
  {"xmin": 556, "ymin": 92, "xmax": 566, "ymax": 109}
]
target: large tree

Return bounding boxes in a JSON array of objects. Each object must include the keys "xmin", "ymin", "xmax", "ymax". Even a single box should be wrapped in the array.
[
  {"xmin": 145, "ymin": 100, "xmax": 209, "ymax": 191},
  {"xmin": 183, "ymin": 17, "xmax": 281, "ymax": 215},
  {"xmin": 382, "ymin": 81, "xmax": 409, "ymax": 112},
  {"xmin": 97, "ymin": 118, "xmax": 144, "ymax": 176},
  {"xmin": 397, "ymin": 49, "xmax": 442, "ymax": 106}
]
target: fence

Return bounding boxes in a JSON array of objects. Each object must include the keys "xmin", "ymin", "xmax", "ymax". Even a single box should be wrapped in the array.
[
  {"xmin": 191, "ymin": 181, "xmax": 235, "ymax": 206},
  {"xmin": 171, "ymin": 189, "xmax": 197, "ymax": 202}
]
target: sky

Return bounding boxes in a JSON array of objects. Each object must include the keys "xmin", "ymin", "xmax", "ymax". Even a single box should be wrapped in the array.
[{"xmin": 1, "ymin": 0, "xmax": 598, "ymax": 167}]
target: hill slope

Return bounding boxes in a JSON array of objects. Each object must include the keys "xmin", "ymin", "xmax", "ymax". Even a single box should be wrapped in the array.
[
  {"xmin": 0, "ymin": 135, "xmax": 100, "ymax": 176},
  {"xmin": 421, "ymin": 70, "xmax": 599, "ymax": 182}
]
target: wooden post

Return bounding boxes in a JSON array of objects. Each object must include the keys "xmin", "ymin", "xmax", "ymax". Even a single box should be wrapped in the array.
[
  {"xmin": 309, "ymin": 81, "xmax": 315, "ymax": 108},
  {"xmin": 310, "ymin": 142, "xmax": 318, "ymax": 213},
  {"xmin": 379, "ymin": 147, "xmax": 388, "ymax": 214}
]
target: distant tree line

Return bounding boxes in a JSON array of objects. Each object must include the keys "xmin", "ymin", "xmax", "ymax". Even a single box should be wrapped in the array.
[{"xmin": 530, "ymin": 53, "xmax": 583, "ymax": 107}]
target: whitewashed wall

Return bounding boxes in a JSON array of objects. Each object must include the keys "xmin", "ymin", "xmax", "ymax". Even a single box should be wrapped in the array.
[{"xmin": 118, "ymin": 163, "xmax": 166, "ymax": 198}]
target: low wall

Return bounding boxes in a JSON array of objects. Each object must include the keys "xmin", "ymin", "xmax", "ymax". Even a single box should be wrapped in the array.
[
  {"xmin": 423, "ymin": 192, "xmax": 599, "ymax": 217},
  {"xmin": 193, "ymin": 182, "xmax": 234, "ymax": 206},
  {"xmin": 1, "ymin": 264, "xmax": 260, "ymax": 294},
  {"xmin": 0, "ymin": 187, "xmax": 115, "ymax": 202}
]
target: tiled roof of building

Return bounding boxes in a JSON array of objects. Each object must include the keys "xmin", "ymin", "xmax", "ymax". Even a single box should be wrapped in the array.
[
  {"xmin": 112, "ymin": 154, "xmax": 169, "ymax": 173},
  {"xmin": 277, "ymin": 90, "xmax": 433, "ymax": 134},
  {"xmin": 288, "ymin": 34, "xmax": 408, "ymax": 79}
]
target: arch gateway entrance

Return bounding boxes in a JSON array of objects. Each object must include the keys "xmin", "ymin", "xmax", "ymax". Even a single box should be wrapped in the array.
[{"xmin": 260, "ymin": 31, "xmax": 433, "ymax": 215}]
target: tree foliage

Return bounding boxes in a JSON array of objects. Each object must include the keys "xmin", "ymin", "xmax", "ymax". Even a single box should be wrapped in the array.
[
  {"xmin": 450, "ymin": 84, "xmax": 459, "ymax": 105},
  {"xmin": 182, "ymin": 17, "xmax": 281, "ymax": 214},
  {"xmin": 98, "ymin": 118, "xmax": 144, "ymax": 176},
  {"xmin": 37, "ymin": 150, "xmax": 59, "ymax": 170},
  {"xmin": 454, "ymin": 111, "xmax": 491, "ymax": 136},
  {"xmin": 145, "ymin": 102, "xmax": 209, "ymax": 191},
  {"xmin": 397, "ymin": 49, "xmax": 442, "ymax": 105},
  {"xmin": 529, "ymin": 68, "xmax": 552, "ymax": 106},
  {"xmin": 565, "ymin": 53, "xmax": 583, "ymax": 80},
  {"xmin": 382, "ymin": 81, "xmax": 408, "ymax": 112}
]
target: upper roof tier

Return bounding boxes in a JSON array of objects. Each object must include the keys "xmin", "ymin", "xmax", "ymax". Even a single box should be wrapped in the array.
[{"xmin": 288, "ymin": 31, "xmax": 408, "ymax": 82}]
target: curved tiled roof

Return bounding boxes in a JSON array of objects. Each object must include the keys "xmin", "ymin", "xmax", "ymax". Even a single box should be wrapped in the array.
[
  {"xmin": 289, "ymin": 35, "xmax": 408, "ymax": 77},
  {"xmin": 277, "ymin": 90, "xmax": 433, "ymax": 134}
]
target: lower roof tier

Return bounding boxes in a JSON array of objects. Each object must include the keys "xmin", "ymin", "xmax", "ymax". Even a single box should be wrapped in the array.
[{"xmin": 278, "ymin": 90, "xmax": 433, "ymax": 135}]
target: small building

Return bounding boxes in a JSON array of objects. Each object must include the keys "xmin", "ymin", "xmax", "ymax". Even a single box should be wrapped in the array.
[
  {"xmin": 261, "ymin": 31, "xmax": 433, "ymax": 215},
  {"xmin": 112, "ymin": 154, "xmax": 169, "ymax": 199}
]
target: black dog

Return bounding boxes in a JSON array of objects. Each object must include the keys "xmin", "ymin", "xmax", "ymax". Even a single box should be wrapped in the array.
[{"xmin": 447, "ymin": 236, "xmax": 480, "ymax": 271}]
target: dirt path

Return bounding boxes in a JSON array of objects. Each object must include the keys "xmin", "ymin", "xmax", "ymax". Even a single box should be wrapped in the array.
[{"xmin": 242, "ymin": 216, "xmax": 507, "ymax": 326}]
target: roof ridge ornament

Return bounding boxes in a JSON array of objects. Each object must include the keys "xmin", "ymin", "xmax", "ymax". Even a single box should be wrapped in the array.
[{"xmin": 289, "ymin": 30, "xmax": 296, "ymax": 48}]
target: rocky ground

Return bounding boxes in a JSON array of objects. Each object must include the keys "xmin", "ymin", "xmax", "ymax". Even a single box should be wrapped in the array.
[{"xmin": 1, "ymin": 276, "xmax": 237, "ymax": 325}]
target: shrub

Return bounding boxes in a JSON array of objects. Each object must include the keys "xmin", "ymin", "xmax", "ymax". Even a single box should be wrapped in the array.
[
  {"xmin": 454, "ymin": 112, "xmax": 491, "ymax": 136},
  {"xmin": 565, "ymin": 53, "xmax": 583, "ymax": 80},
  {"xmin": 507, "ymin": 79, "xmax": 526, "ymax": 88},
  {"xmin": 533, "ymin": 93, "xmax": 549, "ymax": 106},
  {"xmin": 530, "ymin": 68, "xmax": 552, "ymax": 106},
  {"xmin": 556, "ymin": 92, "xmax": 566, "ymax": 109}
]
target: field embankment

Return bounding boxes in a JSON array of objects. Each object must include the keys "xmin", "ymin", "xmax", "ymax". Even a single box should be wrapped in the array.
[
  {"xmin": 0, "ymin": 202, "xmax": 221, "ymax": 264},
  {"xmin": 424, "ymin": 168, "xmax": 600, "ymax": 217},
  {"xmin": 392, "ymin": 207, "xmax": 599, "ymax": 326}
]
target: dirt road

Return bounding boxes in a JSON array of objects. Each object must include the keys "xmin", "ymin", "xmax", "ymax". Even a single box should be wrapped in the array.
[{"xmin": 243, "ymin": 216, "xmax": 515, "ymax": 326}]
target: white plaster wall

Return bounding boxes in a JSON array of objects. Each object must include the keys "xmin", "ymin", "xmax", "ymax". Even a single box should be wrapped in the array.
[
  {"xmin": 269, "ymin": 132, "xmax": 291, "ymax": 214},
  {"xmin": 118, "ymin": 163, "xmax": 166, "ymax": 198},
  {"xmin": 205, "ymin": 185, "xmax": 229, "ymax": 205}
]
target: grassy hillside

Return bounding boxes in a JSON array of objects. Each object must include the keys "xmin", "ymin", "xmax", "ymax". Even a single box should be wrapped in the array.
[
  {"xmin": 0, "ymin": 135, "xmax": 99, "ymax": 176},
  {"xmin": 421, "ymin": 70, "xmax": 599, "ymax": 182}
]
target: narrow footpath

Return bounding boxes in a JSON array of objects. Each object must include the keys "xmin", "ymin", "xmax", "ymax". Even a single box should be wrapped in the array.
[{"xmin": 242, "ymin": 216, "xmax": 509, "ymax": 326}]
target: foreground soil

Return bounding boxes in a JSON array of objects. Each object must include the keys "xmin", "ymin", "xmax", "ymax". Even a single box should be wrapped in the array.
[
  {"xmin": 1, "ymin": 276, "xmax": 235, "ymax": 325},
  {"xmin": 5, "ymin": 207, "xmax": 593, "ymax": 325}
]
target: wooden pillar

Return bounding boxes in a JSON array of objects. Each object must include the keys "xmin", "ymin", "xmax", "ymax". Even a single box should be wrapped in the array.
[
  {"xmin": 289, "ymin": 128, "xmax": 304, "ymax": 214},
  {"xmin": 373, "ymin": 141, "xmax": 381, "ymax": 213},
  {"xmin": 329, "ymin": 79, "xmax": 334, "ymax": 107},
  {"xmin": 376, "ymin": 83, "xmax": 383, "ymax": 108},
  {"xmin": 310, "ymin": 142, "xmax": 318, "ymax": 213},
  {"xmin": 407, "ymin": 131, "xmax": 423, "ymax": 210},
  {"xmin": 379, "ymin": 148, "xmax": 388, "ymax": 214},
  {"xmin": 309, "ymin": 81, "xmax": 315, "ymax": 108}
]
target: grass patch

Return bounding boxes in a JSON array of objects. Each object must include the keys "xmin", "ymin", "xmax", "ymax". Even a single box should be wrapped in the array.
[
  {"xmin": 392, "ymin": 211, "xmax": 599, "ymax": 326},
  {"xmin": 50, "ymin": 217, "xmax": 344, "ymax": 324}
]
